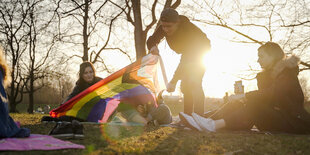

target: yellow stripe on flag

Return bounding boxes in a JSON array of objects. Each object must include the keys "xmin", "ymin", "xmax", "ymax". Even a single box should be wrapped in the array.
[{"xmin": 66, "ymin": 77, "xmax": 123, "ymax": 116}]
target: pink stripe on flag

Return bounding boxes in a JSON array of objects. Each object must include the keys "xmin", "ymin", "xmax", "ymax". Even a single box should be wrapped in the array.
[{"xmin": 99, "ymin": 99, "xmax": 120, "ymax": 123}]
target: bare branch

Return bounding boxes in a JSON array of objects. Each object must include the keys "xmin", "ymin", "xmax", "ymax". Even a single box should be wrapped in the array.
[
  {"xmin": 104, "ymin": 47, "xmax": 133, "ymax": 62},
  {"xmin": 195, "ymin": 19, "xmax": 264, "ymax": 45},
  {"xmin": 144, "ymin": 0, "xmax": 158, "ymax": 33},
  {"xmin": 171, "ymin": 0, "xmax": 181, "ymax": 9},
  {"xmin": 300, "ymin": 61, "xmax": 310, "ymax": 69},
  {"xmin": 92, "ymin": 9, "xmax": 124, "ymax": 63},
  {"xmin": 282, "ymin": 20, "xmax": 310, "ymax": 27},
  {"xmin": 93, "ymin": 0, "xmax": 108, "ymax": 18}
]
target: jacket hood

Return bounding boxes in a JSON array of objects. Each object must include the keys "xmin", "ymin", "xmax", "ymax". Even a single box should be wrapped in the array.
[{"xmin": 271, "ymin": 55, "xmax": 300, "ymax": 78}]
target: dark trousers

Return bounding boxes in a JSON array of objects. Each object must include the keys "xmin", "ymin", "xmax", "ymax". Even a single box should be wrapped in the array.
[
  {"xmin": 246, "ymin": 100, "xmax": 296, "ymax": 133},
  {"xmin": 180, "ymin": 63, "xmax": 205, "ymax": 116},
  {"xmin": 209, "ymin": 101, "xmax": 253, "ymax": 131},
  {"xmin": 210, "ymin": 100, "xmax": 300, "ymax": 133}
]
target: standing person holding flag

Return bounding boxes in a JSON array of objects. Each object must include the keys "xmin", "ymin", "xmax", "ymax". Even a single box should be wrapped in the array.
[{"xmin": 147, "ymin": 8, "xmax": 211, "ymax": 116}]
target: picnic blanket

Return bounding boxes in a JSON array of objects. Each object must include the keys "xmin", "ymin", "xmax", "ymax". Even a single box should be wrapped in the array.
[{"xmin": 0, "ymin": 134, "xmax": 85, "ymax": 151}]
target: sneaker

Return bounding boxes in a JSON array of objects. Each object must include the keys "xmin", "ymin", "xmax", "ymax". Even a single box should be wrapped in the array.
[
  {"xmin": 146, "ymin": 120, "xmax": 159, "ymax": 126},
  {"xmin": 179, "ymin": 112, "xmax": 203, "ymax": 131},
  {"xmin": 41, "ymin": 116, "xmax": 59, "ymax": 123},
  {"xmin": 72, "ymin": 120, "xmax": 84, "ymax": 139},
  {"xmin": 13, "ymin": 128, "xmax": 31, "ymax": 138},
  {"xmin": 192, "ymin": 113, "xmax": 215, "ymax": 132},
  {"xmin": 48, "ymin": 122, "xmax": 74, "ymax": 139}
]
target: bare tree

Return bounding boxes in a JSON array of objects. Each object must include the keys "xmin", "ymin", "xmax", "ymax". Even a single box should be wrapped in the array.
[
  {"xmin": 20, "ymin": 0, "xmax": 62, "ymax": 113},
  {"xmin": 189, "ymin": 0, "xmax": 309, "ymax": 70},
  {"xmin": 0, "ymin": 0, "xmax": 71, "ymax": 112},
  {"xmin": 109, "ymin": 0, "xmax": 181, "ymax": 59},
  {"xmin": 54, "ymin": 0, "xmax": 130, "ymax": 68},
  {"xmin": 0, "ymin": 0, "xmax": 32, "ymax": 112}
]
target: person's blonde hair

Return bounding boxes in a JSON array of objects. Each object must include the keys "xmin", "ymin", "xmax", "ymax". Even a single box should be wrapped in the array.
[{"xmin": 0, "ymin": 47, "xmax": 11, "ymax": 88}]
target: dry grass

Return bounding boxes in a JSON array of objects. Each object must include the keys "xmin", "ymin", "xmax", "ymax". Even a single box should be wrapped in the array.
[{"xmin": 4, "ymin": 113, "xmax": 310, "ymax": 155}]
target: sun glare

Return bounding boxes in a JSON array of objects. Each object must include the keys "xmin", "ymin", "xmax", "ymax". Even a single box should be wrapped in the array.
[
  {"xmin": 158, "ymin": 37, "xmax": 259, "ymax": 98},
  {"xmin": 202, "ymin": 40, "xmax": 259, "ymax": 98}
]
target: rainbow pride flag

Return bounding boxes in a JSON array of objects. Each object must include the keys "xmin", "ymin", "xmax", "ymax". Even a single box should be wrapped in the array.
[{"xmin": 50, "ymin": 54, "xmax": 166, "ymax": 123}]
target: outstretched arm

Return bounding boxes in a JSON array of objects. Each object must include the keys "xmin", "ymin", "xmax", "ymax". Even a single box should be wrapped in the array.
[{"xmin": 146, "ymin": 25, "xmax": 165, "ymax": 55}]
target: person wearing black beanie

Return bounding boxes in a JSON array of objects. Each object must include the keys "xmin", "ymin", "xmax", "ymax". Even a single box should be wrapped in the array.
[{"xmin": 147, "ymin": 8, "xmax": 211, "ymax": 116}]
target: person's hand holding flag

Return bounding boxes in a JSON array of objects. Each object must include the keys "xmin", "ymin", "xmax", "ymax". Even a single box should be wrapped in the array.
[
  {"xmin": 166, "ymin": 81, "xmax": 177, "ymax": 92},
  {"xmin": 150, "ymin": 45, "xmax": 160, "ymax": 55}
]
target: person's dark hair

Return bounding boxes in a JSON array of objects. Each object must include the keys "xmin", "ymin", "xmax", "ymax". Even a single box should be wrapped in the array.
[
  {"xmin": 258, "ymin": 42, "xmax": 285, "ymax": 63},
  {"xmin": 160, "ymin": 8, "xmax": 179, "ymax": 23},
  {"xmin": 78, "ymin": 61, "xmax": 96, "ymax": 84}
]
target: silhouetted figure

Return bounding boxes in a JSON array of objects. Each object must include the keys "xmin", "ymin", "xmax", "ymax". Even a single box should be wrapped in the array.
[
  {"xmin": 37, "ymin": 106, "xmax": 43, "ymax": 113},
  {"xmin": 223, "ymin": 92, "xmax": 229, "ymax": 104},
  {"xmin": 180, "ymin": 42, "xmax": 310, "ymax": 134},
  {"xmin": 147, "ymin": 8, "xmax": 211, "ymax": 116},
  {"xmin": 43, "ymin": 105, "xmax": 50, "ymax": 114}
]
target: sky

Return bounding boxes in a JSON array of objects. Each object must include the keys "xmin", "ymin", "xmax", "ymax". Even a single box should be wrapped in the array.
[
  {"xmin": 157, "ymin": 24, "xmax": 261, "ymax": 98},
  {"xmin": 68, "ymin": 0, "xmax": 310, "ymax": 98},
  {"xmin": 95, "ymin": 30, "xmax": 261, "ymax": 98},
  {"xmin": 149, "ymin": 0, "xmax": 310, "ymax": 98}
]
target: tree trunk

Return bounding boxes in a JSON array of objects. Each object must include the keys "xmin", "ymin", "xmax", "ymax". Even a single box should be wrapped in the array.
[
  {"xmin": 82, "ymin": 0, "xmax": 89, "ymax": 61},
  {"xmin": 132, "ymin": 0, "xmax": 147, "ymax": 59},
  {"xmin": 9, "ymin": 65, "xmax": 18, "ymax": 112},
  {"xmin": 27, "ymin": 72, "xmax": 34, "ymax": 114},
  {"xmin": 9, "ymin": 81, "xmax": 17, "ymax": 112}
]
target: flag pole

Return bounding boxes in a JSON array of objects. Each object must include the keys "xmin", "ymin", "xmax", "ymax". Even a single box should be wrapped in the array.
[{"xmin": 158, "ymin": 54, "xmax": 168, "ymax": 88}]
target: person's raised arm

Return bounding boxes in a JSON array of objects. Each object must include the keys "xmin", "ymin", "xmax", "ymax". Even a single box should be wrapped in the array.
[{"xmin": 147, "ymin": 25, "xmax": 165, "ymax": 55}]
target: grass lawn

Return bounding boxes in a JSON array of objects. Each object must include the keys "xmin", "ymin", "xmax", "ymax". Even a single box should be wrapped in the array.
[{"xmin": 3, "ymin": 113, "xmax": 310, "ymax": 155}]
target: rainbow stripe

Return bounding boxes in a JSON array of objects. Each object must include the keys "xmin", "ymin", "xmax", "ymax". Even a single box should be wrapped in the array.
[{"xmin": 50, "ymin": 54, "xmax": 164, "ymax": 123}]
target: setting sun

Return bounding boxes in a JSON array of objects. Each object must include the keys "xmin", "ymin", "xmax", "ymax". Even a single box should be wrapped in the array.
[{"xmin": 158, "ymin": 33, "xmax": 261, "ymax": 98}]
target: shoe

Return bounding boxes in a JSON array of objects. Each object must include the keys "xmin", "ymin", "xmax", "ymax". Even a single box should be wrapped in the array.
[
  {"xmin": 41, "ymin": 116, "xmax": 59, "ymax": 123},
  {"xmin": 72, "ymin": 120, "xmax": 84, "ymax": 139},
  {"xmin": 14, "ymin": 128, "xmax": 31, "ymax": 138},
  {"xmin": 179, "ymin": 112, "xmax": 203, "ymax": 131},
  {"xmin": 48, "ymin": 122, "xmax": 74, "ymax": 139},
  {"xmin": 146, "ymin": 120, "xmax": 159, "ymax": 126},
  {"xmin": 192, "ymin": 113, "xmax": 215, "ymax": 132}
]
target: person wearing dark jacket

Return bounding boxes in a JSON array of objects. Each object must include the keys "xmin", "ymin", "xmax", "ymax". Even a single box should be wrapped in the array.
[
  {"xmin": 180, "ymin": 42, "xmax": 310, "ymax": 134},
  {"xmin": 147, "ymin": 8, "xmax": 211, "ymax": 116},
  {"xmin": 42, "ymin": 61, "xmax": 102, "ymax": 123},
  {"xmin": 44, "ymin": 61, "xmax": 102, "ymax": 138},
  {"xmin": 61, "ymin": 61, "xmax": 102, "ymax": 105},
  {"xmin": 0, "ymin": 48, "xmax": 30, "ymax": 138}
]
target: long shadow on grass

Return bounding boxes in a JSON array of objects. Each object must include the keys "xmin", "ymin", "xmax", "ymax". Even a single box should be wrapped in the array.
[
  {"xmin": 145, "ymin": 128, "xmax": 205, "ymax": 154},
  {"xmin": 146, "ymin": 128, "xmax": 310, "ymax": 154}
]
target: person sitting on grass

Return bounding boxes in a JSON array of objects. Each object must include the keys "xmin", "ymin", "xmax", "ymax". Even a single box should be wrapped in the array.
[
  {"xmin": 44, "ymin": 61, "xmax": 102, "ymax": 138},
  {"xmin": 42, "ymin": 61, "xmax": 102, "ymax": 122},
  {"xmin": 43, "ymin": 61, "xmax": 172, "ymax": 126},
  {"xmin": 61, "ymin": 61, "xmax": 103, "ymax": 106},
  {"xmin": 180, "ymin": 42, "xmax": 310, "ymax": 134},
  {"xmin": 0, "ymin": 47, "xmax": 30, "ymax": 138},
  {"xmin": 118, "ymin": 90, "xmax": 173, "ymax": 126}
]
